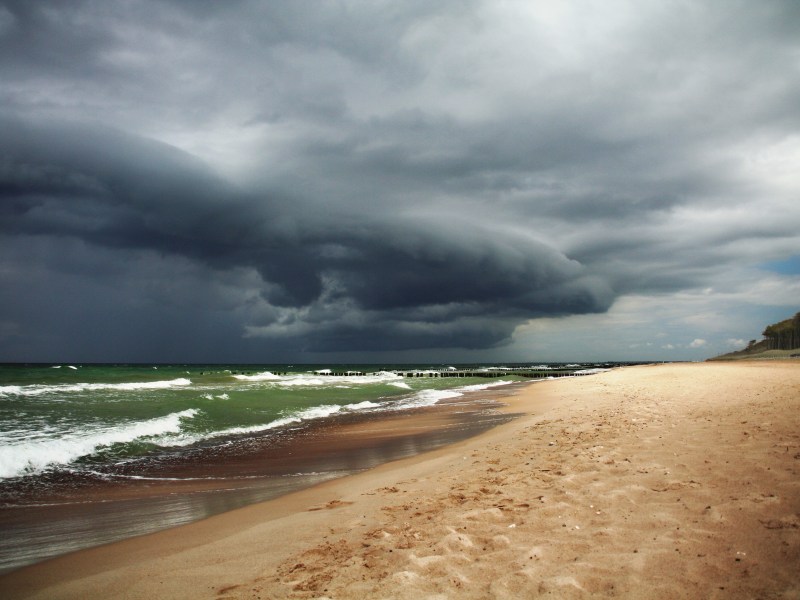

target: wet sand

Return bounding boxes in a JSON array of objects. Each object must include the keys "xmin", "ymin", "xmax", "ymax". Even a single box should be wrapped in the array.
[{"xmin": 2, "ymin": 361, "xmax": 799, "ymax": 599}]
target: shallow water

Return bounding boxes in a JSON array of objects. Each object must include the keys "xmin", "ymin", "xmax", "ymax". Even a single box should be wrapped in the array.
[{"xmin": 0, "ymin": 363, "xmax": 526, "ymax": 484}]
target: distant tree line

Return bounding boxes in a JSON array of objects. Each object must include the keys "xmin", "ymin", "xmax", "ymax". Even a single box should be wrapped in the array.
[{"xmin": 762, "ymin": 312, "xmax": 800, "ymax": 350}]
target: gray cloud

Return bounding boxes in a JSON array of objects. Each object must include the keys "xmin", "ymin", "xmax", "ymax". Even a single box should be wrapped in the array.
[{"xmin": 1, "ymin": 0, "xmax": 798, "ymax": 361}]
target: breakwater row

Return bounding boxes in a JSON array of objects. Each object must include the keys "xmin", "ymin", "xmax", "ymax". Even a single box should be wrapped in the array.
[{"xmin": 312, "ymin": 368, "xmax": 588, "ymax": 379}]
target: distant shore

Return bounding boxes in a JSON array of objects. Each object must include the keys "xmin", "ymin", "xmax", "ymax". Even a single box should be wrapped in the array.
[{"xmin": 2, "ymin": 361, "xmax": 799, "ymax": 599}]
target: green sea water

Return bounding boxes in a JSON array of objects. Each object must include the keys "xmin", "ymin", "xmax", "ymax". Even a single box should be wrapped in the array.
[{"xmin": 0, "ymin": 363, "xmax": 549, "ymax": 481}]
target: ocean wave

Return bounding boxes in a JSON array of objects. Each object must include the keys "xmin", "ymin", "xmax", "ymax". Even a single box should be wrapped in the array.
[
  {"xmin": 0, "ymin": 409, "xmax": 199, "ymax": 479},
  {"xmin": 151, "ymin": 399, "xmax": 384, "ymax": 448},
  {"xmin": 454, "ymin": 380, "xmax": 515, "ymax": 392},
  {"xmin": 163, "ymin": 404, "xmax": 342, "ymax": 446},
  {"xmin": 0, "ymin": 378, "xmax": 193, "ymax": 398},
  {"xmin": 397, "ymin": 388, "xmax": 463, "ymax": 408},
  {"xmin": 390, "ymin": 379, "xmax": 515, "ymax": 410},
  {"xmin": 232, "ymin": 371, "xmax": 281, "ymax": 381},
  {"xmin": 572, "ymin": 368, "xmax": 609, "ymax": 375},
  {"xmin": 345, "ymin": 400, "xmax": 382, "ymax": 410},
  {"xmin": 232, "ymin": 370, "xmax": 404, "ymax": 388}
]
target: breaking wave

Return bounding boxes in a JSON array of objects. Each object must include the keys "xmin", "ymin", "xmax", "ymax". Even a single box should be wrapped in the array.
[
  {"xmin": 0, "ymin": 378, "xmax": 192, "ymax": 398},
  {"xmin": 0, "ymin": 409, "xmax": 199, "ymax": 479}
]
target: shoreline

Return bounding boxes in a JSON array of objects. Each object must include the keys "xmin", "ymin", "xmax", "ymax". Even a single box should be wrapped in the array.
[
  {"xmin": 0, "ymin": 381, "xmax": 527, "ymax": 574},
  {"xmin": 2, "ymin": 361, "xmax": 799, "ymax": 598}
]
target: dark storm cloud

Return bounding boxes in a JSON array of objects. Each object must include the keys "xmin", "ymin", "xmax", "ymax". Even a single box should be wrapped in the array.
[
  {"xmin": 0, "ymin": 113, "xmax": 610, "ymax": 357},
  {"xmin": 1, "ymin": 0, "xmax": 798, "ymax": 360}
]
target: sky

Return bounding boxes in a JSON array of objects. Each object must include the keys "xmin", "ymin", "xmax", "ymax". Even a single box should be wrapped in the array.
[{"xmin": 1, "ymin": 0, "xmax": 799, "ymax": 364}]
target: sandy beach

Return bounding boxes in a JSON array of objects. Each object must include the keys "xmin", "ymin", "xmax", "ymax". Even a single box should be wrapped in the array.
[{"xmin": 2, "ymin": 361, "xmax": 799, "ymax": 599}]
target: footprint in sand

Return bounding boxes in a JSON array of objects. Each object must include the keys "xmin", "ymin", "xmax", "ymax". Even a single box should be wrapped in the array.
[{"xmin": 307, "ymin": 499, "xmax": 354, "ymax": 511}]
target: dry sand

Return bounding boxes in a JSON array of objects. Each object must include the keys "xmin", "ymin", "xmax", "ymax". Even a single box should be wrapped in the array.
[{"xmin": 2, "ymin": 361, "xmax": 799, "ymax": 599}]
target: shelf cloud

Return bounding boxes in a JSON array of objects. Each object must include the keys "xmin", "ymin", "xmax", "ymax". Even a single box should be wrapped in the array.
[{"xmin": 1, "ymin": 1, "xmax": 798, "ymax": 361}]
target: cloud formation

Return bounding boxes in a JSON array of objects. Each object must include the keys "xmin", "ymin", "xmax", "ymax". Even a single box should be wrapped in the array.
[{"xmin": 1, "ymin": 0, "xmax": 799, "ymax": 361}]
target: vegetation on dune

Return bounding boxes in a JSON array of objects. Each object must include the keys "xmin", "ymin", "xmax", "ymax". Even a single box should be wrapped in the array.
[
  {"xmin": 762, "ymin": 312, "xmax": 800, "ymax": 351},
  {"xmin": 710, "ymin": 312, "xmax": 800, "ymax": 360}
]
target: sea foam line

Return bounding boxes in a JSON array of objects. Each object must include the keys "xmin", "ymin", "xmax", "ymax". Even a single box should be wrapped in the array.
[
  {"xmin": 388, "ymin": 379, "xmax": 515, "ymax": 410},
  {"xmin": 232, "ymin": 370, "xmax": 403, "ymax": 387},
  {"xmin": 0, "ymin": 378, "xmax": 192, "ymax": 397}
]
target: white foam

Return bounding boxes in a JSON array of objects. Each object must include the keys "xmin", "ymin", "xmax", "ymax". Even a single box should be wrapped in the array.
[
  {"xmin": 390, "ymin": 379, "xmax": 515, "ymax": 410},
  {"xmin": 155, "ymin": 398, "xmax": 384, "ymax": 448},
  {"xmin": 232, "ymin": 371, "xmax": 281, "ymax": 381},
  {"xmin": 0, "ymin": 409, "xmax": 199, "ymax": 479},
  {"xmin": 456, "ymin": 380, "xmax": 515, "ymax": 392},
  {"xmin": 233, "ymin": 370, "xmax": 404, "ymax": 388},
  {"xmin": 395, "ymin": 388, "xmax": 463, "ymax": 409},
  {"xmin": 0, "ymin": 378, "xmax": 193, "ymax": 398},
  {"xmin": 294, "ymin": 371, "xmax": 404, "ymax": 387},
  {"xmin": 345, "ymin": 400, "xmax": 381, "ymax": 410},
  {"xmin": 389, "ymin": 381, "xmax": 412, "ymax": 389},
  {"xmin": 207, "ymin": 404, "xmax": 345, "ymax": 438}
]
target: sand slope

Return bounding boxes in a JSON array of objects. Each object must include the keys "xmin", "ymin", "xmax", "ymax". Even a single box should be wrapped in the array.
[{"xmin": 3, "ymin": 362, "xmax": 799, "ymax": 599}]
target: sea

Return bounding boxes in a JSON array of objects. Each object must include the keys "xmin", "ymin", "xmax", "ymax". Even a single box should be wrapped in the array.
[{"xmin": 0, "ymin": 362, "xmax": 610, "ymax": 573}]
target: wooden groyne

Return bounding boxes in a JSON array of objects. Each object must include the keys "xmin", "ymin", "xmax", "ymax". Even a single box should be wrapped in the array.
[
  {"xmin": 313, "ymin": 369, "xmax": 588, "ymax": 379},
  {"xmin": 313, "ymin": 370, "xmax": 367, "ymax": 376},
  {"xmin": 394, "ymin": 369, "xmax": 580, "ymax": 379}
]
